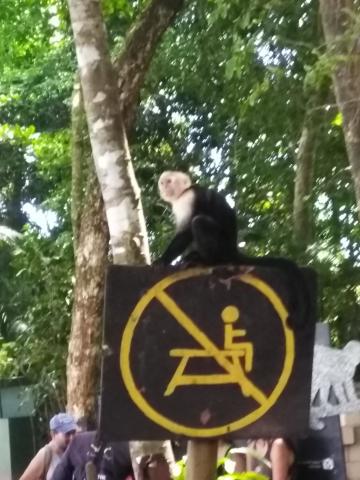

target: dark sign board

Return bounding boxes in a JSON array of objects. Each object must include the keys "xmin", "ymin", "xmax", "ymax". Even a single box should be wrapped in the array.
[
  {"xmin": 297, "ymin": 416, "xmax": 346, "ymax": 480},
  {"xmin": 99, "ymin": 265, "xmax": 316, "ymax": 441}
]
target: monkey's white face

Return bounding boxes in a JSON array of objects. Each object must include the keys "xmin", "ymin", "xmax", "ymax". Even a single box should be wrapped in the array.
[{"xmin": 158, "ymin": 171, "xmax": 191, "ymax": 203}]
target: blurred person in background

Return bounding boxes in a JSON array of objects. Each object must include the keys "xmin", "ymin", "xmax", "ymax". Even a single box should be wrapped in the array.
[{"xmin": 19, "ymin": 412, "xmax": 77, "ymax": 480}]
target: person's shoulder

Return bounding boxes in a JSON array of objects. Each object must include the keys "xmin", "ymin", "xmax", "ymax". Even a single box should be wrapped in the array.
[
  {"xmin": 18, "ymin": 444, "xmax": 51, "ymax": 480},
  {"xmin": 38, "ymin": 444, "xmax": 50, "ymax": 453},
  {"xmin": 35, "ymin": 444, "xmax": 51, "ymax": 461}
]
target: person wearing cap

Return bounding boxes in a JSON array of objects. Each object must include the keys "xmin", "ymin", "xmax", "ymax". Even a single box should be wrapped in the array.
[
  {"xmin": 19, "ymin": 412, "xmax": 77, "ymax": 480},
  {"xmin": 52, "ymin": 431, "xmax": 133, "ymax": 480}
]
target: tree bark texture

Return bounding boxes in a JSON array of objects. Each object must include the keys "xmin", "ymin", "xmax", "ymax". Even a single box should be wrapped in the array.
[
  {"xmin": 319, "ymin": 0, "xmax": 360, "ymax": 220},
  {"xmin": 68, "ymin": 79, "xmax": 109, "ymax": 425},
  {"xmin": 67, "ymin": 168, "xmax": 109, "ymax": 423},
  {"xmin": 67, "ymin": 0, "xmax": 150, "ymax": 265},
  {"xmin": 71, "ymin": 76, "xmax": 89, "ymax": 251}
]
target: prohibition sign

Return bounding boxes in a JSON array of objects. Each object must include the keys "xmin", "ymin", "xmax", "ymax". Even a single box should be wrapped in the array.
[{"xmin": 120, "ymin": 267, "xmax": 295, "ymax": 437}]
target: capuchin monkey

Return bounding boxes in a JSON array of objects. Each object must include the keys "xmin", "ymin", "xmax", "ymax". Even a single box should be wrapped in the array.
[
  {"xmin": 155, "ymin": 171, "xmax": 239, "ymax": 264},
  {"xmin": 154, "ymin": 170, "xmax": 310, "ymax": 327}
]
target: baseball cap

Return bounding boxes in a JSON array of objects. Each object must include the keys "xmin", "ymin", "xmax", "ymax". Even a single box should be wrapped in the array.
[{"xmin": 49, "ymin": 413, "xmax": 77, "ymax": 434}]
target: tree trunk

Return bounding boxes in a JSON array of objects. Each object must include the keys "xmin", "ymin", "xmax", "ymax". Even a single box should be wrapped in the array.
[
  {"xmin": 67, "ymin": 0, "xmax": 150, "ymax": 266},
  {"xmin": 67, "ymin": 167, "xmax": 109, "ymax": 425},
  {"xmin": 67, "ymin": 77, "xmax": 109, "ymax": 425},
  {"xmin": 67, "ymin": 0, "xmax": 185, "ymax": 477},
  {"xmin": 71, "ymin": 76, "xmax": 88, "ymax": 251},
  {"xmin": 114, "ymin": 0, "xmax": 185, "ymax": 133},
  {"xmin": 319, "ymin": 0, "xmax": 360, "ymax": 221}
]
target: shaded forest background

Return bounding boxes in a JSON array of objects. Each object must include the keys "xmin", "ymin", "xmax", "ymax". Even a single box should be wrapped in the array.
[{"xmin": 0, "ymin": 0, "xmax": 359, "ymax": 418}]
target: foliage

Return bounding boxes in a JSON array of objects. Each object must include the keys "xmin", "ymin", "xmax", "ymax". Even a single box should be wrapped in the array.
[
  {"xmin": 0, "ymin": 41, "xmax": 75, "ymax": 131},
  {"xmin": 0, "ymin": 0, "xmax": 73, "ymax": 413},
  {"xmin": 0, "ymin": 0, "xmax": 359, "ymax": 420},
  {"xmin": 172, "ymin": 455, "xmax": 269, "ymax": 480},
  {"xmin": 138, "ymin": 0, "xmax": 359, "ymax": 343},
  {"xmin": 0, "ymin": 341, "xmax": 17, "ymax": 378},
  {"xmin": 0, "ymin": 228, "xmax": 73, "ymax": 407}
]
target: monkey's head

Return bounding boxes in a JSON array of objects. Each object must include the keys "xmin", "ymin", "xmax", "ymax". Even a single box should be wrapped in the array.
[{"xmin": 158, "ymin": 171, "xmax": 192, "ymax": 203}]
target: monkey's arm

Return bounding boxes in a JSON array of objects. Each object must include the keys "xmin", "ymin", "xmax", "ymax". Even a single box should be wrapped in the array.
[{"xmin": 155, "ymin": 228, "xmax": 193, "ymax": 265}]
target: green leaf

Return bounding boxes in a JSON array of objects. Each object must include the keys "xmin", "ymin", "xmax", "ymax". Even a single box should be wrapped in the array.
[
  {"xmin": 218, "ymin": 473, "xmax": 269, "ymax": 480},
  {"xmin": 331, "ymin": 112, "xmax": 343, "ymax": 127}
]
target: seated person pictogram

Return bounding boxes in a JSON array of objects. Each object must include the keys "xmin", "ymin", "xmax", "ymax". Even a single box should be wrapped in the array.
[{"xmin": 164, "ymin": 305, "xmax": 254, "ymax": 396}]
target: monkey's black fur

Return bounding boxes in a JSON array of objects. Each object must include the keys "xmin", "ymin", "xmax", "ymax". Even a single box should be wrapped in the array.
[
  {"xmin": 155, "ymin": 185, "xmax": 310, "ymax": 328},
  {"xmin": 158, "ymin": 186, "xmax": 238, "ymax": 264}
]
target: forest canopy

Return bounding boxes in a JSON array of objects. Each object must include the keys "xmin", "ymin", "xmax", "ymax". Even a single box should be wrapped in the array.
[{"xmin": 0, "ymin": 0, "xmax": 359, "ymax": 412}]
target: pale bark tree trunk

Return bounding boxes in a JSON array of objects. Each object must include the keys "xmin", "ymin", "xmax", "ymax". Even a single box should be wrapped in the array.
[
  {"xmin": 67, "ymin": 0, "xmax": 185, "ymax": 477},
  {"xmin": 319, "ymin": 0, "xmax": 360, "ymax": 221},
  {"xmin": 71, "ymin": 76, "xmax": 88, "ymax": 251},
  {"xmin": 68, "ymin": 77, "xmax": 109, "ymax": 425},
  {"xmin": 68, "ymin": 0, "xmax": 149, "ymax": 266}
]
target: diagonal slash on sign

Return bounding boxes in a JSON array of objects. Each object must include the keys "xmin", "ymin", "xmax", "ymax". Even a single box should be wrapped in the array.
[{"xmin": 155, "ymin": 290, "xmax": 268, "ymax": 407}]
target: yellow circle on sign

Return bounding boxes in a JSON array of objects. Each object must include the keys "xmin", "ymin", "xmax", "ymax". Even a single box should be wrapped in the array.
[{"xmin": 120, "ymin": 267, "xmax": 295, "ymax": 437}]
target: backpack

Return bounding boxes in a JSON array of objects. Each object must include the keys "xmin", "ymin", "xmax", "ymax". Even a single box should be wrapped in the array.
[
  {"xmin": 85, "ymin": 442, "xmax": 117, "ymax": 480},
  {"xmin": 84, "ymin": 441, "xmax": 103, "ymax": 480},
  {"xmin": 84, "ymin": 440, "xmax": 134, "ymax": 480}
]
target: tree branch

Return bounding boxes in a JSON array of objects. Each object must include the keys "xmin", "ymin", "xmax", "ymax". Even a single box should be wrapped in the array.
[{"xmin": 114, "ymin": 0, "xmax": 185, "ymax": 131}]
